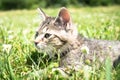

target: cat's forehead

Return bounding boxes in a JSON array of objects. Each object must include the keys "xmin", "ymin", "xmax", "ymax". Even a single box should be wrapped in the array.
[
  {"xmin": 37, "ymin": 16, "xmax": 63, "ymax": 33},
  {"xmin": 37, "ymin": 17, "xmax": 54, "ymax": 29},
  {"xmin": 41, "ymin": 17, "xmax": 55, "ymax": 27},
  {"xmin": 45, "ymin": 17, "xmax": 55, "ymax": 23}
]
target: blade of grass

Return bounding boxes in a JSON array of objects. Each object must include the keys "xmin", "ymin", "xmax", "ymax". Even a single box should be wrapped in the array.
[{"xmin": 105, "ymin": 57, "xmax": 112, "ymax": 80}]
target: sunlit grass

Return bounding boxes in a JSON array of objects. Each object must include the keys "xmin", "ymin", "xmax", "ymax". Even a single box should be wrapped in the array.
[{"xmin": 0, "ymin": 6, "xmax": 120, "ymax": 79}]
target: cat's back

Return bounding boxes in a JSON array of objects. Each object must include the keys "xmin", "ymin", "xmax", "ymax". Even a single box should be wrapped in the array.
[
  {"xmin": 83, "ymin": 38, "xmax": 120, "ymax": 53},
  {"xmin": 80, "ymin": 36, "xmax": 120, "ymax": 63}
]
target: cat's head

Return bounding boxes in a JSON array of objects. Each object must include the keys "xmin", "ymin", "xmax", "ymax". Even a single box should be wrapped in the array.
[{"xmin": 34, "ymin": 7, "xmax": 78, "ymax": 54}]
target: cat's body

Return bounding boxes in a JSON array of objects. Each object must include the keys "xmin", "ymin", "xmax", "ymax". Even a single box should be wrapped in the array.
[
  {"xmin": 34, "ymin": 7, "xmax": 120, "ymax": 70},
  {"xmin": 60, "ymin": 36, "xmax": 120, "ymax": 69}
]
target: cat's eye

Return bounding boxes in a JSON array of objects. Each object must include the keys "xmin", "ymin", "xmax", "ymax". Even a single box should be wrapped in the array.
[{"xmin": 44, "ymin": 33, "xmax": 51, "ymax": 38}]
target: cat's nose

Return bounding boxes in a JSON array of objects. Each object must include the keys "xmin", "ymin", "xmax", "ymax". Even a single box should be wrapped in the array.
[{"xmin": 34, "ymin": 41, "xmax": 39, "ymax": 45}]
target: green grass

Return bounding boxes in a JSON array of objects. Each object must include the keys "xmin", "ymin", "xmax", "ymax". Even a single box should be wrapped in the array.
[{"xmin": 0, "ymin": 6, "xmax": 120, "ymax": 80}]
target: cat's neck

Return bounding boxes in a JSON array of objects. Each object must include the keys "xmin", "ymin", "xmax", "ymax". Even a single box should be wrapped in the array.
[{"xmin": 59, "ymin": 34, "xmax": 84, "ymax": 57}]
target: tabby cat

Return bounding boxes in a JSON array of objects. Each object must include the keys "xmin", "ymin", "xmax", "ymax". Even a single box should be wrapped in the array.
[{"xmin": 34, "ymin": 7, "xmax": 120, "ymax": 70}]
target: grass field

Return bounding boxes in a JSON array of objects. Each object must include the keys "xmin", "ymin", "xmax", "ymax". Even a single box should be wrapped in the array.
[{"xmin": 0, "ymin": 6, "xmax": 120, "ymax": 80}]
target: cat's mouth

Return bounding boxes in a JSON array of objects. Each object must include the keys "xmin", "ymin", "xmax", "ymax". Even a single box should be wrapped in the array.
[
  {"xmin": 35, "ymin": 42, "xmax": 55, "ymax": 52},
  {"xmin": 35, "ymin": 42, "xmax": 47, "ymax": 50},
  {"xmin": 35, "ymin": 43, "xmax": 57, "ymax": 57}
]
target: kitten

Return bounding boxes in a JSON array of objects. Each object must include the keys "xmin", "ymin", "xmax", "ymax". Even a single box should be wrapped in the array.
[{"xmin": 34, "ymin": 7, "xmax": 120, "ymax": 70}]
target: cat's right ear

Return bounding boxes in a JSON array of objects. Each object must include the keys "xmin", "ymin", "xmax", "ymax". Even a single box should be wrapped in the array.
[{"xmin": 37, "ymin": 8, "xmax": 47, "ymax": 21}]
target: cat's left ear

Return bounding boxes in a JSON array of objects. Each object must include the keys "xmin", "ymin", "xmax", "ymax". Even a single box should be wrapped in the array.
[
  {"xmin": 55, "ymin": 7, "xmax": 71, "ymax": 26},
  {"xmin": 37, "ymin": 8, "xmax": 47, "ymax": 21}
]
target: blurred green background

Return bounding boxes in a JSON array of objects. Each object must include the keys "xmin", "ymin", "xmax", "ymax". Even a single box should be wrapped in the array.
[
  {"xmin": 0, "ymin": 0, "xmax": 120, "ymax": 80},
  {"xmin": 0, "ymin": 0, "xmax": 120, "ymax": 10}
]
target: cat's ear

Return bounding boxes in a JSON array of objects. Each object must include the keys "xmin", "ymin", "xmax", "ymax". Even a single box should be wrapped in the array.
[
  {"xmin": 55, "ymin": 7, "xmax": 71, "ymax": 26},
  {"xmin": 37, "ymin": 8, "xmax": 47, "ymax": 21}
]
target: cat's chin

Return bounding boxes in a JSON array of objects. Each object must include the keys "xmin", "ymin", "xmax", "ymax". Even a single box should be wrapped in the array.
[
  {"xmin": 37, "ymin": 49, "xmax": 56, "ymax": 58},
  {"xmin": 35, "ymin": 44, "xmax": 57, "ymax": 58},
  {"xmin": 35, "ymin": 43, "xmax": 47, "ymax": 49}
]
